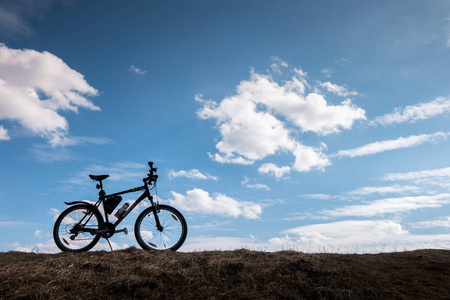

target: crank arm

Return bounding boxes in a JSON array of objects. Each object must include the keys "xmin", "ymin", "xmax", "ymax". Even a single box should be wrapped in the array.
[{"xmin": 115, "ymin": 228, "xmax": 128, "ymax": 235}]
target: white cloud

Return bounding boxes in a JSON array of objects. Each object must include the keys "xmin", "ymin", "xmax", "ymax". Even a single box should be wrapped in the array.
[
  {"xmin": 198, "ymin": 90, "xmax": 294, "ymax": 162},
  {"xmin": 335, "ymin": 132, "xmax": 449, "ymax": 158},
  {"xmin": 411, "ymin": 216, "xmax": 450, "ymax": 228},
  {"xmin": 270, "ymin": 56, "xmax": 288, "ymax": 74},
  {"xmin": 268, "ymin": 220, "xmax": 450, "ymax": 253},
  {"xmin": 321, "ymin": 68, "xmax": 333, "ymax": 78},
  {"xmin": 322, "ymin": 193, "xmax": 450, "ymax": 218},
  {"xmin": 246, "ymin": 183, "xmax": 270, "ymax": 190},
  {"xmin": 168, "ymin": 188, "xmax": 262, "ymax": 219},
  {"xmin": 300, "ymin": 194, "xmax": 333, "ymax": 200},
  {"xmin": 241, "ymin": 176, "xmax": 270, "ymax": 190},
  {"xmin": 129, "ymin": 65, "xmax": 147, "ymax": 75},
  {"xmin": 208, "ymin": 152, "xmax": 255, "ymax": 165},
  {"xmin": 346, "ymin": 184, "xmax": 421, "ymax": 196},
  {"xmin": 49, "ymin": 208, "xmax": 61, "ymax": 221},
  {"xmin": 169, "ymin": 169, "xmax": 218, "ymax": 181},
  {"xmin": 0, "ymin": 125, "xmax": 9, "ymax": 140},
  {"xmin": 318, "ymin": 81, "xmax": 358, "ymax": 97},
  {"xmin": 34, "ymin": 230, "xmax": 42, "ymax": 238},
  {"xmin": 0, "ymin": 44, "xmax": 99, "ymax": 146},
  {"xmin": 382, "ymin": 166, "xmax": 450, "ymax": 182},
  {"xmin": 292, "ymin": 143, "xmax": 330, "ymax": 172},
  {"xmin": 280, "ymin": 220, "xmax": 408, "ymax": 245},
  {"xmin": 370, "ymin": 97, "xmax": 450, "ymax": 126},
  {"xmin": 258, "ymin": 163, "xmax": 291, "ymax": 178},
  {"xmin": 381, "ymin": 169, "xmax": 450, "ymax": 189},
  {"xmin": 197, "ymin": 66, "xmax": 364, "ymax": 172},
  {"xmin": 60, "ymin": 136, "xmax": 113, "ymax": 147},
  {"xmin": 233, "ymin": 71, "xmax": 365, "ymax": 135}
]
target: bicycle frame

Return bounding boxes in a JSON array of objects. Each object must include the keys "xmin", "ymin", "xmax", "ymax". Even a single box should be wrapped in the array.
[
  {"xmin": 67, "ymin": 179, "xmax": 160, "ymax": 237},
  {"xmin": 102, "ymin": 183, "xmax": 153, "ymax": 227}
]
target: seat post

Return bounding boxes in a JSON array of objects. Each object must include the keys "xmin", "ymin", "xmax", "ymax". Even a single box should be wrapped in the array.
[{"xmin": 97, "ymin": 181, "xmax": 106, "ymax": 198}]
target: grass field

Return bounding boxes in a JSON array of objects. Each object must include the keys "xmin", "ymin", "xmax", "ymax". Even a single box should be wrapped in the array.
[{"xmin": 1, "ymin": 247, "xmax": 449, "ymax": 299}]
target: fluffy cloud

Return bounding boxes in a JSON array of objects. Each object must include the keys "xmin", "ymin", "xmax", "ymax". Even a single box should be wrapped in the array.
[
  {"xmin": 168, "ymin": 188, "xmax": 262, "ymax": 219},
  {"xmin": 169, "ymin": 169, "xmax": 218, "ymax": 181},
  {"xmin": 258, "ymin": 163, "xmax": 291, "ymax": 178},
  {"xmin": 292, "ymin": 143, "xmax": 330, "ymax": 172},
  {"xmin": 197, "ymin": 66, "xmax": 365, "ymax": 173},
  {"xmin": 198, "ymin": 91, "xmax": 294, "ymax": 162},
  {"xmin": 234, "ymin": 71, "xmax": 365, "ymax": 135},
  {"xmin": 334, "ymin": 132, "xmax": 449, "ymax": 158},
  {"xmin": 0, "ymin": 125, "xmax": 9, "ymax": 140},
  {"xmin": 370, "ymin": 97, "xmax": 450, "ymax": 126},
  {"xmin": 0, "ymin": 44, "xmax": 99, "ymax": 145},
  {"xmin": 318, "ymin": 81, "xmax": 358, "ymax": 97}
]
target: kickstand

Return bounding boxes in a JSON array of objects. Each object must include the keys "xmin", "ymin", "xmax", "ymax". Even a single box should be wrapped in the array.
[{"xmin": 106, "ymin": 238, "xmax": 113, "ymax": 251}]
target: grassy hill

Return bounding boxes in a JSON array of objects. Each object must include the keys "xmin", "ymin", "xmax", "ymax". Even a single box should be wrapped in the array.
[{"xmin": 1, "ymin": 248, "xmax": 449, "ymax": 299}]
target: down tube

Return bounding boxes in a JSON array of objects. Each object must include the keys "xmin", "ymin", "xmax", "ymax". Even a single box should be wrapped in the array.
[{"xmin": 114, "ymin": 191, "xmax": 148, "ymax": 227}]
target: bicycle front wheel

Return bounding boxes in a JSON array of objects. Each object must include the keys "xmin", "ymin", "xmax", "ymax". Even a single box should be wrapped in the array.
[
  {"xmin": 53, "ymin": 204, "xmax": 102, "ymax": 252},
  {"xmin": 135, "ymin": 204, "xmax": 187, "ymax": 251}
]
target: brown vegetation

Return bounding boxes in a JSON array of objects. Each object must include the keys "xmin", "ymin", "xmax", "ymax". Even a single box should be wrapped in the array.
[{"xmin": 1, "ymin": 248, "xmax": 449, "ymax": 299}]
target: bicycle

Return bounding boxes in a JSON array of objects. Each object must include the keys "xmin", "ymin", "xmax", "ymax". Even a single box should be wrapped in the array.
[{"xmin": 53, "ymin": 162, "xmax": 187, "ymax": 252}]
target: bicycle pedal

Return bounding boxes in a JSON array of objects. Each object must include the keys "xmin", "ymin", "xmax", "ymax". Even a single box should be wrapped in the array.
[{"xmin": 115, "ymin": 228, "xmax": 128, "ymax": 235}]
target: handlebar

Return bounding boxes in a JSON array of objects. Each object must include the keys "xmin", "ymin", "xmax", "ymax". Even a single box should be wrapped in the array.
[
  {"xmin": 145, "ymin": 161, "xmax": 158, "ymax": 183},
  {"xmin": 148, "ymin": 161, "xmax": 157, "ymax": 173}
]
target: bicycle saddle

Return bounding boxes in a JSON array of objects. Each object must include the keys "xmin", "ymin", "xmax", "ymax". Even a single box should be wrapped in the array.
[{"xmin": 89, "ymin": 174, "xmax": 109, "ymax": 181}]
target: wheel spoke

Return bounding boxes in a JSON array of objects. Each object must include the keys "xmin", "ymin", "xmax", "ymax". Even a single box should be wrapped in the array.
[
  {"xmin": 54, "ymin": 205, "xmax": 101, "ymax": 252},
  {"xmin": 135, "ymin": 205, "xmax": 187, "ymax": 251}
]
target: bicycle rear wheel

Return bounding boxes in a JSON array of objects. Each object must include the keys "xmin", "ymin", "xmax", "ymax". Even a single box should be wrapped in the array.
[
  {"xmin": 135, "ymin": 204, "xmax": 187, "ymax": 251},
  {"xmin": 53, "ymin": 204, "xmax": 102, "ymax": 252}
]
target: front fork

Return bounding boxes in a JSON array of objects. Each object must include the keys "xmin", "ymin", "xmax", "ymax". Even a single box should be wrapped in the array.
[{"xmin": 148, "ymin": 195, "xmax": 164, "ymax": 232}]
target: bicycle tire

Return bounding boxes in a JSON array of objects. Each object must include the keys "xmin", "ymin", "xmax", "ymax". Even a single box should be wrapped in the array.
[
  {"xmin": 135, "ymin": 204, "xmax": 187, "ymax": 251},
  {"xmin": 53, "ymin": 204, "xmax": 102, "ymax": 252}
]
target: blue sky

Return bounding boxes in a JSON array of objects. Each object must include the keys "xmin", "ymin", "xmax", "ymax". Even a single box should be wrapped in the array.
[{"xmin": 1, "ymin": 0, "xmax": 450, "ymax": 253}]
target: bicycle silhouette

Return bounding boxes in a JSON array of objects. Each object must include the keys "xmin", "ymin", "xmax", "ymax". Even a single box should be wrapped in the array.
[{"xmin": 53, "ymin": 162, "xmax": 187, "ymax": 252}]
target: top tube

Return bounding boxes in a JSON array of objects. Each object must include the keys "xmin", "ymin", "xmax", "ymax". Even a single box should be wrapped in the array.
[{"xmin": 106, "ymin": 186, "xmax": 146, "ymax": 198}]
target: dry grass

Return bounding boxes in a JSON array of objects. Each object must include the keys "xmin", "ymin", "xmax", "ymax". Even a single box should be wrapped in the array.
[{"xmin": 1, "ymin": 248, "xmax": 449, "ymax": 299}]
